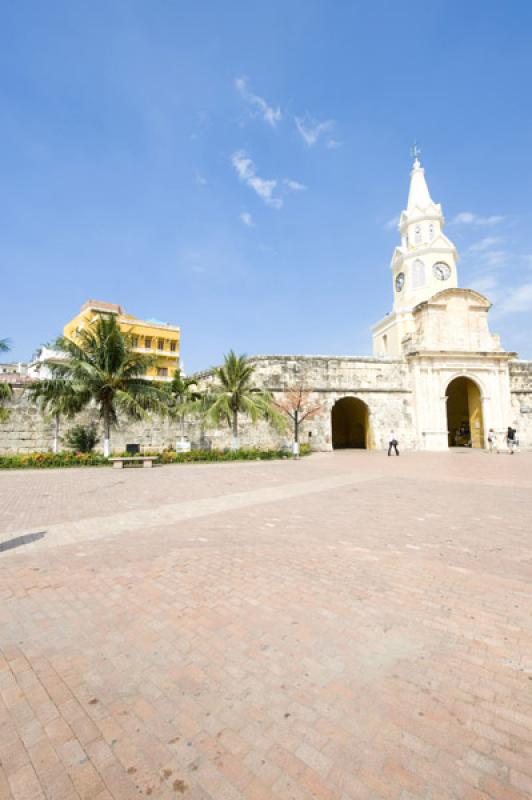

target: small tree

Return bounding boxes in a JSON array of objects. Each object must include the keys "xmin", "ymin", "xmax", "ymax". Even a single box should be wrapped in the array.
[
  {"xmin": 0, "ymin": 338, "xmax": 10, "ymax": 353},
  {"xmin": 63, "ymin": 423, "xmax": 99, "ymax": 453},
  {"xmin": 28, "ymin": 378, "xmax": 87, "ymax": 453},
  {"xmin": 274, "ymin": 386, "xmax": 322, "ymax": 456},
  {"xmin": 204, "ymin": 351, "xmax": 284, "ymax": 451},
  {"xmin": 165, "ymin": 369, "xmax": 202, "ymax": 450}
]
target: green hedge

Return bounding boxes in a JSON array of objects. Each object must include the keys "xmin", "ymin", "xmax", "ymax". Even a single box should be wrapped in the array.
[
  {"xmin": 0, "ymin": 445, "xmax": 311, "ymax": 470},
  {"xmin": 0, "ymin": 452, "xmax": 108, "ymax": 469},
  {"xmin": 156, "ymin": 445, "xmax": 311, "ymax": 463}
]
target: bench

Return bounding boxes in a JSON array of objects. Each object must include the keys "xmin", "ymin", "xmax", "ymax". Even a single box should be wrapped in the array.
[{"xmin": 109, "ymin": 456, "xmax": 158, "ymax": 469}]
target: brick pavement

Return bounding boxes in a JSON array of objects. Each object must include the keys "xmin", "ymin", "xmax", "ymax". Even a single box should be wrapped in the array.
[{"xmin": 0, "ymin": 451, "xmax": 532, "ymax": 800}]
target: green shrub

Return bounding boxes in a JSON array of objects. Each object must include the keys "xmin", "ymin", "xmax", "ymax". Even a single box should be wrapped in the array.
[
  {"xmin": 155, "ymin": 446, "xmax": 311, "ymax": 464},
  {"xmin": 63, "ymin": 423, "xmax": 99, "ymax": 453},
  {"xmin": 0, "ymin": 452, "xmax": 108, "ymax": 469},
  {"xmin": 0, "ymin": 445, "xmax": 312, "ymax": 470}
]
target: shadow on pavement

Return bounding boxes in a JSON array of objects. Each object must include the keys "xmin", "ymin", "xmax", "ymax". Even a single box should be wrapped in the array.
[{"xmin": 0, "ymin": 531, "xmax": 46, "ymax": 553}]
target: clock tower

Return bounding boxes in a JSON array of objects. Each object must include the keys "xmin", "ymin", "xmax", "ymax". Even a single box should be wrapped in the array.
[{"xmin": 373, "ymin": 153, "xmax": 458, "ymax": 357}]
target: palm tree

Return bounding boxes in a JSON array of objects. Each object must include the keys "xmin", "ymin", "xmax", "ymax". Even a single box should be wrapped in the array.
[
  {"xmin": 0, "ymin": 382, "xmax": 11, "ymax": 422},
  {"xmin": 28, "ymin": 378, "xmax": 87, "ymax": 453},
  {"xmin": 0, "ymin": 338, "xmax": 12, "ymax": 422},
  {"xmin": 165, "ymin": 369, "xmax": 202, "ymax": 450},
  {"xmin": 52, "ymin": 315, "xmax": 162, "ymax": 457},
  {"xmin": 204, "ymin": 351, "xmax": 283, "ymax": 451}
]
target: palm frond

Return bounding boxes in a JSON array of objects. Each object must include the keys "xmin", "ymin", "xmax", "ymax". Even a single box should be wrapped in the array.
[
  {"xmin": 28, "ymin": 378, "xmax": 86, "ymax": 419},
  {"xmin": 204, "ymin": 352, "xmax": 282, "ymax": 434},
  {"xmin": 43, "ymin": 315, "xmax": 160, "ymax": 442},
  {"xmin": 0, "ymin": 381, "xmax": 12, "ymax": 422}
]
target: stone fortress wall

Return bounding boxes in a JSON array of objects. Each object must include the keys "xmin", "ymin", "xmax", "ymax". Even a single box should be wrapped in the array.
[
  {"xmin": 1, "ymin": 355, "xmax": 531, "ymax": 454},
  {"xmin": 509, "ymin": 360, "xmax": 532, "ymax": 447}
]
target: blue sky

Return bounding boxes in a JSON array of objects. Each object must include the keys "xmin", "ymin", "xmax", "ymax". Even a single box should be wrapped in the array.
[{"xmin": 2, "ymin": 1, "xmax": 532, "ymax": 370}]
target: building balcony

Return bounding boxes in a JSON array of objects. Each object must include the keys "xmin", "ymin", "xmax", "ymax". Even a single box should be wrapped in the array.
[
  {"xmin": 143, "ymin": 374, "xmax": 173, "ymax": 382},
  {"xmin": 132, "ymin": 346, "xmax": 179, "ymax": 357}
]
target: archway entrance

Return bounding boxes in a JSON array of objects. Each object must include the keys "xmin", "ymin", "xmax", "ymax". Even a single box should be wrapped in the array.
[
  {"xmin": 331, "ymin": 397, "xmax": 369, "ymax": 449},
  {"xmin": 446, "ymin": 377, "xmax": 484, "ymax": 448}
]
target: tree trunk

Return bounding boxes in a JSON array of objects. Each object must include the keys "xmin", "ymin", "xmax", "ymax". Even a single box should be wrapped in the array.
[
  {"xmin": 103, "ymin": 407, "xmax": 111, "ymax": 458},
  {"xmin": 53, "ymin": 414, "xmax": 60, "ymax": 454},
  {"xmin": 293, "ymin": 411, "xmax": 300, "ymax": 458},
  {"xmin": 231, "ymin": 410, "xmax": 238, "ymax": 452}
]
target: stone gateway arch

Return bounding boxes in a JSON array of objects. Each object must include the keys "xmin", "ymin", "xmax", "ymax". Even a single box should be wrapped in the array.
[
  {"xmin": 331, "ymin": 397, "xmax": 370, "ymax": 449},
  {"xmin": 446, "ymin": 376, "xmax": 485, "ymax": 449}
]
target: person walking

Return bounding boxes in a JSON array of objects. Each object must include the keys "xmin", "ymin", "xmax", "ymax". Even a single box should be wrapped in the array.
[
  {"xmin": 507, "ymin": 425, "xmax": 516, "ymax": 454},
  {"xmin": 487, "ymin": 428, "xmax": 498, "ymax": 454},
  {"xmin": 388, "ymin": 430, "xmax": 399, "ymax": 456}
]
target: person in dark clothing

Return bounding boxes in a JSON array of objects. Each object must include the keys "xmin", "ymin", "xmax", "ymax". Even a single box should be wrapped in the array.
[{"xmin": 388, "ymin": 430, "xmax": 399, "ymax": 456}]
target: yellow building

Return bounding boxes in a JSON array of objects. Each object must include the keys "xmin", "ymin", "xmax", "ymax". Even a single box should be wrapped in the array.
[{"xmin": 64, "ymin": 300, "xmax": 180, "ymax": 381}]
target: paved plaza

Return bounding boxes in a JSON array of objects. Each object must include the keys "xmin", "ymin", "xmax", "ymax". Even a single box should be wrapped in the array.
[{"xmin": 1, "ymin": 451, "xmax": 532, "ymax": 800}]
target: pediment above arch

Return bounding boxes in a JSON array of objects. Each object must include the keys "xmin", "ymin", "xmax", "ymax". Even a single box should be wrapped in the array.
[
  {"xmin": 409, "ymin": 287, "xmax": 501, "ymax": 353},
  {"xmin": 415, "ymin": 287, "xmax": 491, "ymax": 312}
]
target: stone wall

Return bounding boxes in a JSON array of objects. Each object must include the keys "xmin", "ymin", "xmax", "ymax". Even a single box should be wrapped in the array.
[
  {"xmin": 509, "ymin": 360, "xmax": 532, "ymax": 446},
  {"xmin": 1, "ymin": 354, "xmax": 530, "ymax": 454},
  {"xmin": 223, "ymin": 355, "xmax": 415, "ymax": 451},
  {"xmin": 0, "ymin": 356, "xmax": 413, "ymax": 454},
  {"xmin": 0, "ymin": 386, "xmax": 185, "ymax": 454}
]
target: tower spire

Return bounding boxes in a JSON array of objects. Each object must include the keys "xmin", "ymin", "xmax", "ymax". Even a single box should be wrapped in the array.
[
  {"xmin": 410, "ymin": 141, "xmax": 421, "ymax": 168},
  {"xmin": 406, "ymin": 147, "xmax": 433, "ymax": 212},
  {"xmin": 372, "ymin": 152, "xmax": 459, "ymax": 358}
]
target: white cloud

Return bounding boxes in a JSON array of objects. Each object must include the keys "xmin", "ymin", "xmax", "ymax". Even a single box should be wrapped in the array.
[
  {"xmin": 468, "ymin": 236, "xmax": 502, "ymax": 252},
  {"xmin": 496, "ymin": 282, "xmax": 532, "ymax": 314},
  {"xmin": 482, "ymin": 250, "xmax": 509, "ymax": 268},
  {"xmin": 283, "ymin": 179, "xmax": 306, "ymax": 192},
  {"xmin": 195, "ymin": 171, "xmax": 207, "ymax": 186},
  {"xmin": 461, "ymin": 247, "xmax": 509, "ymax": 276},
  {"xmin": 384, "ymin": 215, "xmax": 400, "ymax": 231},
  {"xmin": 235, "ymin": 76, "xmax": 281, "ymax": 127},
  {"xmin": 451, "ymin": 211, "xmax": 505, "ymax": 226},
  {"xmin": 325, "ymin": 138, "xmax": 341, "ymax": 150},
  {"xmin": 294, "ymin": 113, "xmax": 335, "ymax": 147},
  {"xmin": 231, "ymin": 150, "xmax": 282, "ymax": 208},
  {"xmin": 240, "ymin": 211, "xmax": 255, "ymax": 227},
  {"xmin": 470, "ymin": 274, "xmax": 498, "ymax": 294}
]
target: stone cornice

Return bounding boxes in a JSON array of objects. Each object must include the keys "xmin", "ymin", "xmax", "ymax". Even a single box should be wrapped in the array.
[
  {"xmin": 264, "ymin": 386, "xmax": 412, "ymax": 394},
  {"xmin": 192, "ymin": 354, "xmax": 404, "ymax": 379},
  {"xmin": 405, "ymin": 350, "xmax": 516, "ymax": 361},
  {"xmin": 392, "ymin": 243, "xmax": 456, "ymax": 269}
]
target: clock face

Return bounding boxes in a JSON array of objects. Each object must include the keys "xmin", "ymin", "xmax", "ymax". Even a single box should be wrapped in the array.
[
  {"xmin": 395, "ymin": 272, "xmax": 405, "ymax": 292},
  {"xmin": 433, "ymin": 262, "xmax": 451, "ymax": 281}
]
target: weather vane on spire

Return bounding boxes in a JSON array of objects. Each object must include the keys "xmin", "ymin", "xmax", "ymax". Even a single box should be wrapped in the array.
[{"xmin": 411, "ymin": 141, "xmax": 421, "ymax": 164}]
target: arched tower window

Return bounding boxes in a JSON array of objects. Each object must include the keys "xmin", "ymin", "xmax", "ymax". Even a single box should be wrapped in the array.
[
  {"xmin": 412, "ymin": 259, "xmax": 426, "ymax": 288},
  {"xmin": 428, "ymin": 223, "xmax": 434, "ymax": 240},
  {"xmin": 414, "ymin": 225, "xmax": 421, "ymax": 244}
]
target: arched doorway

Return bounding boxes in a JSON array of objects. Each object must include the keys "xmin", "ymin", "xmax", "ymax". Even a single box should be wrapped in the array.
[
  {"xmin": 446, "ymin": 377, "xmax": 484, "ymax": 448},
  {"xmin": 331, "ymin": 397, "xmax": 370, "ymax": 449}
]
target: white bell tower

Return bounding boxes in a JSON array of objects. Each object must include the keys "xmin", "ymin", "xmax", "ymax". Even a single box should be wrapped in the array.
[{"xmin": 373, "ymin": 148, "xmax": 459, "ymax": 357}]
